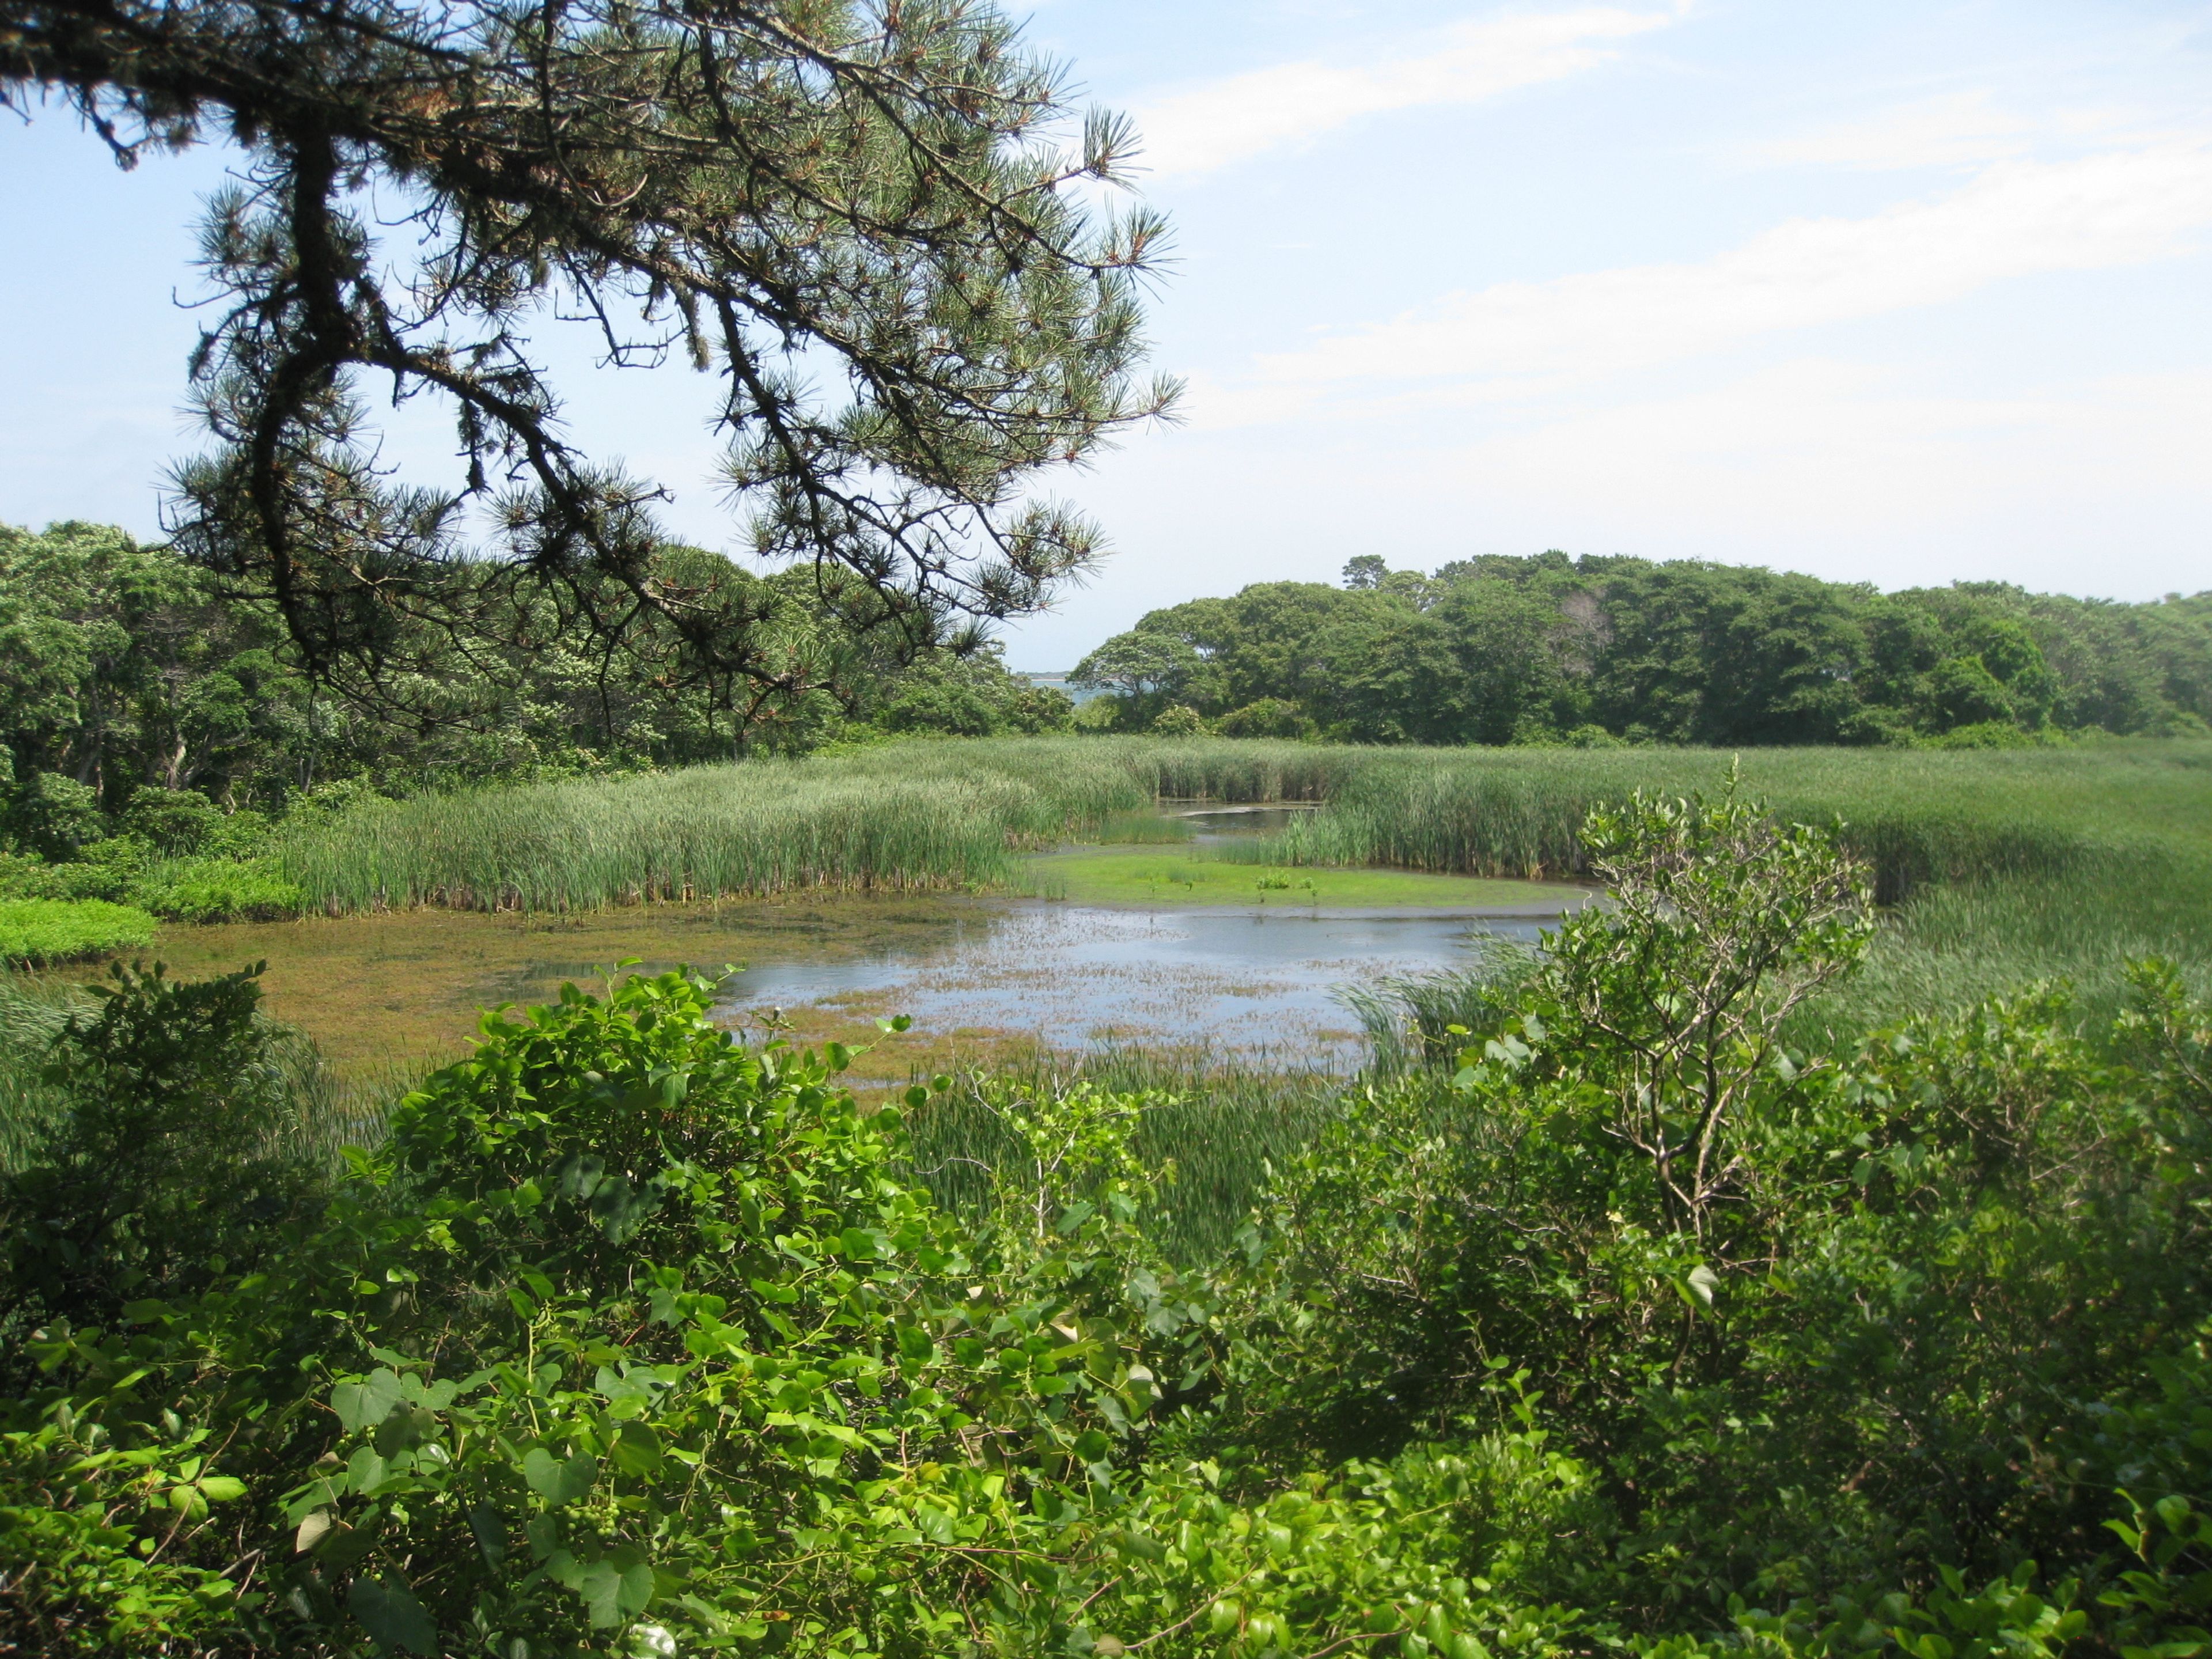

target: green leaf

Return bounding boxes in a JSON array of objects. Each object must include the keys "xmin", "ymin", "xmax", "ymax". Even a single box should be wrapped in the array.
[
  {"xmin": 294, "ymin": 1509, "xmax": 336, "ymax": 1554},
  {"xmin": 346, "ymin": 1446, "xmax": 388, "ymax": 1496},
  {"xmin": 915, "ymin": 1505, "xmax": 957, "ymax": 1545},
  {"xmin": 349, "ymin": 1573, "xmax": 436, "ymax": 1656},
  {"xmin": 579, "ymin": 1555, "xmax": 657, "ymax": 1627},
  {"xmin": 611, "ymin": 1421, "xmax": 664, "ymax": 1478},
  {"xmin": 840, "ymin": 1225, "xmax": 891, "ymax": 1260},
  {"xmin": 556, "ymin": 1152, "xmax": 607, "ymax": 1199},
  {"xmin": 524, "ymin": 1446, "xmax": 599, "ymax": 1505},
  {"xmin": 468, "ymin": 1505, "xmax": 509, "ymax": 1565},
  {"xmin": 332, "ymin": 1369, "xmax": 407, "ymax": 1433},
  {"xmin": 590, "ymin": 1173, "xmax": 662, "ymax": 1243}
]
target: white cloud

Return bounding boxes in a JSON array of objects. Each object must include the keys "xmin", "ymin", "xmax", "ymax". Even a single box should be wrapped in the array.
[
  {"xmin": 1132, "ymin": 5, "xmax": 1685, "ymax": 179},
  {"xmin": 1756, "ymin": 90, "xmax": 2033, "ymax": 172},
  {"xmin": 1406, "ymin": 360, "xmax": 2212, "ymax": 595},
  {"xmin": 1199, "ymin": 141, "xmax": 2212, "ymax": 417}
]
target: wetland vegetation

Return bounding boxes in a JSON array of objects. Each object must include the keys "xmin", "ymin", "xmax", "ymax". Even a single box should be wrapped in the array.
[
  {"xmin": 9, "ymin": 661, "xmax": 2212, "ymax": 1651},
  {"xmin": 5, "ymin": 0, "xmax": 2212, "ymax": 1645},
  {"xmin": 7, "ymin": 768, "xmax": 2212, "ymax": 1659}
]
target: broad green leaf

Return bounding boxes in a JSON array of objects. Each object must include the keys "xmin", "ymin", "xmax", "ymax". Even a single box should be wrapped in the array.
[
  {"xmin": 468, "ymin": 1505, "xmax": 509, "ymax": 1565},
  {"xmin": 349, "ymin": 1574, "xmax": 436, "ymax": 1656},
  {"xmin": 346, "ymin": 1446, "xmax": 388, "ymax": 1496},
  {"xmin": 611, "ymin": 1421, "xmax": 664, "ymax": 1478},
  {"xmin": 590, "ymin": 1173, "xmax": 662, "ymax": 1243},
  {"xmin": 579, "ymin": 1555, "xmax": 657, "ymax": 1627},
  {"xmin": 915, "ymin": 1505, "xmax": 956, "ymax": 1545},
  {"xmin": 332, "ymin": 1369, "xmax": 408, "ymax": 1433},
  {"xmin": 524, "ymin": 1446, "xmax": 600, "ymax": 1505},
  {"xmin": 294, "ymin": 1509, "xmax": 336, "ymax": 1554}
]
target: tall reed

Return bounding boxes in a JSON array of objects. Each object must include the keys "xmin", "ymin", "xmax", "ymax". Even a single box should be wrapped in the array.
[
  {"xmin": 902, "ymin": 1044, "xmax": 1345, "ymax": 1263},
  {"xmin": 285, "ymin": 736, "xmax": 2212, "ymax": 914},
  {"xmin": 281, "ymin": 738, "xmax": 1356, "ymax": 912}
]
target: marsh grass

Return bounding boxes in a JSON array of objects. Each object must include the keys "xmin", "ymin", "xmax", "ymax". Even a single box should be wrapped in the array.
[
  {"xmin": 279, "ymin": 738, "xmax": 1359, "ymax": 913},
  {"xmin": 283, "ymin": 737, "xmax": 2212, "ymax": 911},
  {"xmin": 1221, "ymin": 743, "xmax": 2212, "ymax": 900},
  {"xmin": 277, "ymin": 734, "xmax": 2212, "ymax": 1060},
  {"xmin": 1015, "ymin": 847, "xmax": 1582, "ymax": 910},
  {"xmin": 1090, "ymin": 809, "xmax": 1196, "ymax": 844},
  {"xmin": 903, "ymin": 1045, "xmax": 1344, "ymax": 1262},
  {"xmin": 0, "ymin": 976, "xmax": 81, "ymax": 1171},
  {"xmin": 1804, "ymin": 865, "xmax": 2212, "ymax": 1041},
  {"xmin": 1338, "ymin": 944, "xmax": 1542, "ymax": 1075}
]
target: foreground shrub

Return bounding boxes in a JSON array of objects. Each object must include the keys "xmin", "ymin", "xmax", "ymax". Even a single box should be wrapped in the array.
[
  {"xmin": 0, "ymin": 961, "xmax": 321, "ymax": 1342},
  {"xmin": 0, "ymin": 899, "xmax": 156, "ymax": 966},
  {"xmin": 1218, "ymin": 784, "xmax": 2212, "ymax": 1632}
]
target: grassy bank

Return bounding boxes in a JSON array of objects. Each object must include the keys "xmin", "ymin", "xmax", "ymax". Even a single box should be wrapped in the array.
[
  {"xmin": 282, "ymin": 735, "xmax": 2212, "ymax": 905},
  {"xmin": 0, "ymin": 897, "xmax": 156, "ymax": 966},
  {"xmin": 1021, "ymin": 846, "xmax": 1590, "ymax": 909}
]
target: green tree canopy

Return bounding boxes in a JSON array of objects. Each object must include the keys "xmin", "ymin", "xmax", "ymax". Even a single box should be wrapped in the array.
[{"xmin": 1073, "ymin": 553, "xmax": 2212, "ymax": 747}]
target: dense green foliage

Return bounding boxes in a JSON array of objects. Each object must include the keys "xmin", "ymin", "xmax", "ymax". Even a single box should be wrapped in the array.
[
  {"xmin": 1074, "ymin": 555, "xmax": 2212, "ymax": 747},
  {"xmin": 4, "ymin": 794, "xmax": 2211, "ymax": 1658},
  {"xmin": 0, "ymin": 521, "xmax": 1073, "ymax": 812}
]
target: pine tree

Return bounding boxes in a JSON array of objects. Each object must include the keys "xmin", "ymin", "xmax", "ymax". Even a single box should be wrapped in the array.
[{"xmin": 3, "ymin": 0, "xmax": 1177, "ymax": 700}]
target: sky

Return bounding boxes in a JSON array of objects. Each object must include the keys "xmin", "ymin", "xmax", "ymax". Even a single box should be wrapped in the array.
[{"xmin": 2, "ymin": 1, "xmax": 2209, "ymax": 669}]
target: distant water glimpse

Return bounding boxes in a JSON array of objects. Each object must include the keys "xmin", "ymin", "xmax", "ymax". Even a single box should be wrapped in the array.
[{"xmin": 1013, "ymin": 670, "xmax": 1110, "ymax": 705}]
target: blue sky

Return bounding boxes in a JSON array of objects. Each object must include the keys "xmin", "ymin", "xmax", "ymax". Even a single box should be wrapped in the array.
[{"xmin": 3, "ymin": 1, "xmax": 2208, "ymax": 668}]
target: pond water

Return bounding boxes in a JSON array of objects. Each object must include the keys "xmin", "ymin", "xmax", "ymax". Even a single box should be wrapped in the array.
[
  {"xmin": 717, "ymin": 901, "xmax": 1551, "ymax": 1076},
  {"xmin": 709, "ymin": 804, "xmax": 1577, "ymax": 1071},
  {"xmin": 1166, "ymin": 801, "xmax": 1324, "ymax": 843},
  {"xmin": 104, "ymin": 803, "xmax": 1585, "ymax": 1079}
]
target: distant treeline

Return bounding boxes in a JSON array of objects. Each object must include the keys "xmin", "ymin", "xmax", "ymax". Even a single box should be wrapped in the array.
[
  {"xmin": 0, "ymin": 521, "xmax": 1071, "ymax": 848},
  {"xmin": 1073, "ymin": 552, "xmax": 2212, "ymax": 747}
]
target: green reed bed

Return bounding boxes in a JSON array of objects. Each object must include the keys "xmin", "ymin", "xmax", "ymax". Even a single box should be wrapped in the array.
[
  {"xmin": 281, "ymin": 737, "xmax": 1353, "ymax": 913},
  {"xmin": 277, "ymin": 736, "xmax": 2212, "ymax": 1041},
  {"xmin": 1220, "ymin": 742, "xmax": 2212, "ymax": 899},
  {"xmin": 1202, "ymin": 741, "xmax": 2212, "ymax": 1028},
  {"xmin": 286, "ymin": 736, "xmax": 2212, "ymax": 914},
  {"xmin": 903, "ymin": 1044, "xmax": 1345, "ymax": 1264}
]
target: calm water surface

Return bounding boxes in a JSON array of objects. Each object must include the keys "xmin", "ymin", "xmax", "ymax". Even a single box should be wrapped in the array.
[
  {"xmin": 719, "ymin": 900, "xmax": 1547, "ymax": 1070},
  {"xmin": 713, "ymin": 802, "xmax": 1561, "ymax": 1067}
]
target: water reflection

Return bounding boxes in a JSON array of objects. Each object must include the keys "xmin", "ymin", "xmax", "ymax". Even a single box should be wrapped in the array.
[
  {"xmin": 720, "ymin": 900, "xmax": 1547, "ymax": 1069},
  {"xmin": 1165, "ymin": 801, "xmax": 1324, "ymax": 845}
]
